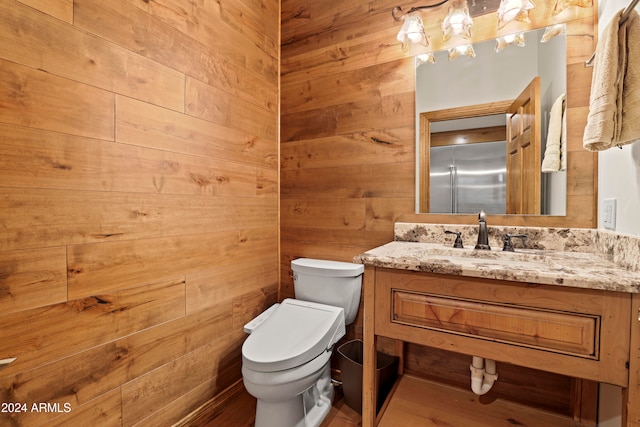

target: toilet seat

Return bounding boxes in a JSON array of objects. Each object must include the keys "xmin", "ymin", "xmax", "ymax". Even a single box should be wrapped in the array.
[{"xmin": 242, "ymin": 299, "xmax": 346, "ymax": 373}]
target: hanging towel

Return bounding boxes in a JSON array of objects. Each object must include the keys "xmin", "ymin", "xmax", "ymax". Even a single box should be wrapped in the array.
[
  {"xmin": 541, "ymin": 94, "xmax": 566, "ymax": 172},
  {"xmin": 618, "ymin": 10, "xmax": 640, "ymax": 145},
  {"xmin": 583, "ymin": 11, "xmax": 623, "ymax": 150},
  {"xmin": 584, "ymin": 9, "xmax": 640, "ymax": 150}
]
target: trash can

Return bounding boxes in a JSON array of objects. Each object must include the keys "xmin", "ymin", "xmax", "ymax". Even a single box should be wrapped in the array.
[{"xmin": 337, "ymin": 339, "xmax": 398, "ymax": 414}]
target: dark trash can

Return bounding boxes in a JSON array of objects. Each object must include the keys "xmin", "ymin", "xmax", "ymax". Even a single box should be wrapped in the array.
[{"xmin": 337, "ymin": 339, "xmax": 398, "ymax": 414}]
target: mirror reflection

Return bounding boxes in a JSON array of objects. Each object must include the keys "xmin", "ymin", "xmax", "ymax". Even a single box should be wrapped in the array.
[{"xmin": 416, "ymin": 27, "xmax": 567, "ymax": 216}]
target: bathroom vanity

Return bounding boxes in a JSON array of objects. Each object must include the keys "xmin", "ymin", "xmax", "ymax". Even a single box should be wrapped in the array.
[{"xmin": 355, "ymin": 224, "xmax": 640, "ymax": 427}]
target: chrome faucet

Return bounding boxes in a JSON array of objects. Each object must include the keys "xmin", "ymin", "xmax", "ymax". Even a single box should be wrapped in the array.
[{"xmin": 475, "ymin": 210, "xmax": 491, "ymax": 250}]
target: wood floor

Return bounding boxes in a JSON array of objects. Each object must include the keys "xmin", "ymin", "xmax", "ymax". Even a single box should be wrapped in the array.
[
  {"xmin": 176, "ymin": 380, "xmax": 362, "ymax": 427},
  {"xmin": 179, "ymin": 375, "xmax": 582, "ymax": 427}
]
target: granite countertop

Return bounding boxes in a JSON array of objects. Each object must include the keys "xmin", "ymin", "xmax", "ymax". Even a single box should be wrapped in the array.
[{"xmin": 353, "ymin": 223, "xmax": 640, "ymax": 294}]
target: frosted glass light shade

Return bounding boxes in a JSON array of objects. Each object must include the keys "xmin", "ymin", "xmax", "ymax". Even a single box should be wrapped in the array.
[
  {"xmin": 495, "ymin": 32, "xmax": 526, "ymax": 52},
  {"xmin": 497, "ymin": 0, "xmax": 535, "ymax": 29},
  {"xmin": 448, "ymin": 44, "xmax": 476, "ymax": 60},
  {"xmin": 441, "ymin": 3, "xmax": 473, "ymax": 41},
  {"xmin": 416, "ymin": 53, "xmax": 436, "ymax": 66},
  {"xmin": 540, "ymin": 24, "xmax": 565, "ymax": 42},
  {"xmin": 552, "ymin": 0, "xmax": 592, "ymax": 15},
  {"xmin": 397, "ymin": 10, "xmax": 428, "ymax": 52}
]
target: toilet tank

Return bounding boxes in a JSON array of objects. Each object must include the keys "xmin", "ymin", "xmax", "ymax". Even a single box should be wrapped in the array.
[{"xmin": 291, "ymin": 258, "xmax": 364, "ymax": 325}]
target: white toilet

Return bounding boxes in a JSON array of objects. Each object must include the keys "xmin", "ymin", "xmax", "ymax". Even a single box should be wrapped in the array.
[{"xmin": 241, "ymin": 258, "xmax": 364, "ymax": 427}]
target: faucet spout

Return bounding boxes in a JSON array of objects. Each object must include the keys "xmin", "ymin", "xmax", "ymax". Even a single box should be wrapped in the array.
[{"xmin": 475, "ymin": 210, "xmax": 491, "ymax": 250}]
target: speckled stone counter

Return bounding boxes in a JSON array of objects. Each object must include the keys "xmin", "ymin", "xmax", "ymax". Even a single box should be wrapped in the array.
[{"xmin": 353, "ymin": 223, "xmax": 640, "ymax": 293}]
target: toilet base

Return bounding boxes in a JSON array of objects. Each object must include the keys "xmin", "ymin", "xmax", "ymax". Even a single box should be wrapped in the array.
[
  {"xmin": 254, "ymin": 363, "xmax": 334, "ymax": 427},
  {"xmin": 255, "ymin": 394, "xmax": 306, "ymax": 427}
]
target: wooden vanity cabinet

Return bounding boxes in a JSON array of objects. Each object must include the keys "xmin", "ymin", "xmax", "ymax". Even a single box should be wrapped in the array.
[{"xmin": 362, "ymin": 267, "xmax": 638, "ymax": 426}]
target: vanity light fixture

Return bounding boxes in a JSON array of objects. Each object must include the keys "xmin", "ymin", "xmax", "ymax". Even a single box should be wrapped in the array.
[
  {"xmin": 416, "ymin": 53, "xmax": 436, "ymax": 65},
  {"xmin": 448, "ymin": 43, "xmax": 476, "ymax": 60},
  {"xmin": 441, "ymin": 1, "xmax": 474, "ymax": 41},
  {"xmin": 540, "ymin": 23, "xmax": 565, "ymax": 42},
  {"xmin": 396, "ymin": 9, "xmax": 430, "ymax": 51},
  {"xmin": 495, "ymin": 32, "xmax": 526, "ymax": 52},
  {"xmin": 551, "ymin": 0, "xmax": 592, "ymax": 16},
  {"xmin": 392, "ymin": 0, "xmax": 449, "ymax": 52},
  {"xmin": 496, "ymin": 0, "xmax": 536, "ymax": 28}
]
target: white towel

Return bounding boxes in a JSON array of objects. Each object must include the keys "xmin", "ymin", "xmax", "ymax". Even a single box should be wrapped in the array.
[
  {"xmin": 542, "ymin": 94, "xmax": 566, "ymax": 172},
  {"xmin": 584, "ymin": 9, "xmax": 640, "ymax": 150}
]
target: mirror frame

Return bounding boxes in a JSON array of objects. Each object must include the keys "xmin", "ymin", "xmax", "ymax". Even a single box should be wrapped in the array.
[{"xmin": 401, "ymin": 14, "xmax": 597, "ymax": 228}]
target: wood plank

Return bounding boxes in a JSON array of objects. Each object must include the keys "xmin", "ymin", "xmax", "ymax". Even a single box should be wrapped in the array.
[
  {"xmin": 17, "ymin": 0, "xmax": 73, "ymax": 23},
  {"xmin": 281, "ymin": 128, "xmax": 413, "ymax": 171},
  {"xmin": 378, "ymin": 375, "xmax": 580, "ymax": 427},
  {"xmin": 67, "ymin": 227, "xmax": 277, "ymax": 299},
  {"xmin": 0, "ymin": 278, "xmax": 185, "ymax": 377},
  {"xmin": 0, "ymin": 59, "xmax": 114, "ymax": 140},
  {"xmin": 126, "ymin": 0, "xmax": 279, "ymax": 67},
  {"xmin": 43, "ymin": 388, "xmax": 122, "ymax": 427},
  {"xmin": 74, "ymin": 0, "xmax": 278, "ymax": 105},
  {"xmin": 336, "ymin": 92, "xmax": 414, "ymax": 136},
  {"xmin": 281, "ymin": 163, "xmax": 414, "ymax": 199},
  {"xmin": 282, "ymin": 91, "xmax": 414, "ymax": 141},
  {"xmin": 280, "ymin": 106, "xmax": 339, "ymax": 142},
  {"xmin": 116, "ymin": 96, "xmax": 277, "ymax": 168},
  {"xmin": 0, "ymin": 188, "xmax": 276, "ymax": 251},
  {"xmin": 186, "ymin": 254, "xmax": 278, "ymax": 315},
  {"xmin": 121, "ymin": 329, "xmax": 244, "ymax": 425},
  {"xmin": 281, "ymin": 198, "xmax": 367, "ymax": 230},
  {"xmin": 282, "ymin": 59, "xmax": 413, "ymax": 114},
  {"xmin": 280, "ymin": 227, "xmax": 394, "ymax": 248},
  {"xmin": 185, "ymin": 77, "xmax": 278, "ymax": 140},
  {"xmin": 0, "ymin": 124, "xmax": 261, "ymax": 197},
  {"xmin": 282, "ymin": 1, "xmax": 592, "ymax": 81},
  {"xmin": 0, "ymin": 247, "xmax": 67, "ymax": 315},
  {"xmin": 0, "ymin": 1, "xmax": 185, "ymax": 112},
  {"xmin": 232, "ymin": 287, "xmax": 279, "ymax": 333},
  {"xmin": 172, "ymin": 380, "xmax": 256, "ymax": 427},
  {"xmin": 0, "ymin": 304, "xmax": 233, "ymax": 426}
]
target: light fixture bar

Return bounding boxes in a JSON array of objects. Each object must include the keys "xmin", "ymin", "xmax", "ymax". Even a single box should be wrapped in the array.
[{"xmin": 392, "ymin": 0, "xmax": 450, "ymax": 21}]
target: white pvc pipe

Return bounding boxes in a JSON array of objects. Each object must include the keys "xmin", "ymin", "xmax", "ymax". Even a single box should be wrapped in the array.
[{"xmin": 470, "ymin": 356, "xmax": 498, "ymax": 395}]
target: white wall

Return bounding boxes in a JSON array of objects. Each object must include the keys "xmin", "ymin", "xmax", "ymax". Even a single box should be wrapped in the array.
[
  {"xmin": 596, "ymin": 3, "xmax": 639, "ymax": 425},
  {"xmin": 597, "ymin": 0, "xmax": 640, "ymax": 236}
]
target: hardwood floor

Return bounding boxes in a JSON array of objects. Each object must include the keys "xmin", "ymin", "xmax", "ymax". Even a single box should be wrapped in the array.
[
  {"xmin": 179, "ymin": 375, "xmax": 581, "ymax": 427},
  {"xmin": 176, "ymin": 380, "xmax": 362, "ymax": 427}
]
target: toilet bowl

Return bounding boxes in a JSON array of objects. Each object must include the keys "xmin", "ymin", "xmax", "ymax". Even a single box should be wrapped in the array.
[{"xmin": 241, "ymin": 258, "xmax": 364, "ymax": 427}]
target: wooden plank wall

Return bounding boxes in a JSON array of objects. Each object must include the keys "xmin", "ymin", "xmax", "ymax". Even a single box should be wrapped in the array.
[
  {"xmin": 280, "ymin": 0, "xmax": 596, "ymax": 419},
  {"xmin": 0, "ymin": 0, "xmax": 279, "ymax": 425}
]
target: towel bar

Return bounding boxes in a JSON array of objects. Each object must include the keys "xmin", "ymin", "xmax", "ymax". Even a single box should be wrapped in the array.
[{"xmin": 585, "ymin": 0, "xmax": 639, "ymax": 67}]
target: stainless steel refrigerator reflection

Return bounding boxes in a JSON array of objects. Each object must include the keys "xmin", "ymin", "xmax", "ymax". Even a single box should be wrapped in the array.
[{"xmin": 429, "ymin": 141, "xmax": 506, "ymax": 214}]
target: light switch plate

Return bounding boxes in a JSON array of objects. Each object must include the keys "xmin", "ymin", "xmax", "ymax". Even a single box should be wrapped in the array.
[{"xmin": 603, "ymin": 198, "xmax": 617, "ymax": 230}]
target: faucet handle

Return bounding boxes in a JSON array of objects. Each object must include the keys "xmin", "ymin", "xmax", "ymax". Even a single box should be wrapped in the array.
[
  {"xmin": 478, "ymin": 210, "xmax": 486, "ymax": 222},
  {"xmin": 502, "ymin": 234, "xmax": 527, "ymax": 252},
  {"xmin": 445, "ymin": 230, "xmax": 464, "ymax": 248}
]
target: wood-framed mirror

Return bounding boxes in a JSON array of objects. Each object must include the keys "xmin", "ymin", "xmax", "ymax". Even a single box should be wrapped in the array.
[{"xmin": 401, "ymin": 14, "xmax": 597, "ymax": 228}]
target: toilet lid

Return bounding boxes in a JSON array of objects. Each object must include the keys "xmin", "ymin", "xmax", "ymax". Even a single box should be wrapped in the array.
[{"xmin": 242, "ymin": 299, "xmax": 346, "ymax": 372}]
